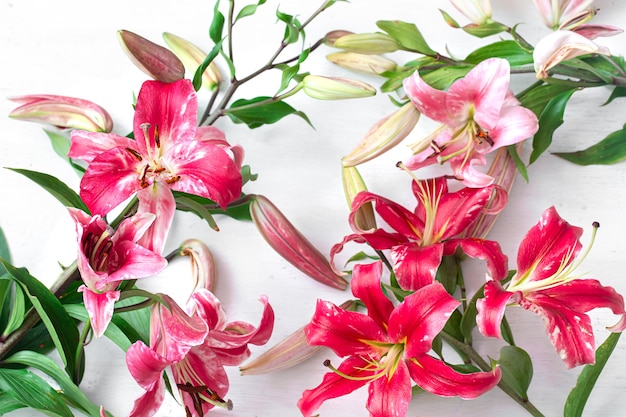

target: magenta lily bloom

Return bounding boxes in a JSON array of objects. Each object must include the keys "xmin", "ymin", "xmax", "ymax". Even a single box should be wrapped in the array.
[
  {"xmin": 403, "ymin": 58, "xmax": 538, "ymax": 187},
  {"xmin": 476, "ymin": 206, "xmax": 626, "ymax": 368},
  {"xmin": 331, "ymin": 177, "xmax": 508, "ymax": 291},
  {"xmin": 69, "ymin": 79, "xmax": 243, "ymax": 253},
  {"xmin": 126, "ymin": 290, "xmax": 274, "ymax": 417},
  {"xmin": 298, "ymin": 261, "xmax": 500, "ymax": 417},
  {"xmin": 68, "ymin": 208, "xmax": 167, "ymax": 337}
]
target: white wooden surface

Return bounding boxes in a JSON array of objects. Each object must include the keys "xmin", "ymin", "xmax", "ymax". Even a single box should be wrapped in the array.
[{"xmin": 2, "ymin": 0, "xmax": 626, "ymax": 416}]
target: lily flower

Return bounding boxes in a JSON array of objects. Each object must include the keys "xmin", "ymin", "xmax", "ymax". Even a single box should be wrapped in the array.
[
  {"xmin": 126, "ymin": 290, "xmax": 274, "ymax": 417},
  {"xmin": 532, "ymin": 0, "xmax": 622, "ymax": 38},
  {"xmin": 298, "ymin": 261, "xmax": 501, "ymax": 417},
  {"xmin": 450, "ymin": 0, "xmax": 493, "ymax": 25},
  {"xmin": 69, "ymin": 79, "xmax": 243, "ymax": 254},
  {"xmin": 403, "ymin": 58, "xmax": 538, "ymax": 187},
  {"xmin": 68, "ymin": 208, "xmax": 167, "ymax": 337},
  {"xmin": 476, "ymin": 206, "xmax": 626, "ymax": 368},
  {"xmin": 331, "ymin": 176, "xmax": 508, "ymax": 291}
]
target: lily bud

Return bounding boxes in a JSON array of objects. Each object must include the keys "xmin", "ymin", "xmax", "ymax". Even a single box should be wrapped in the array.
[
  {"xmin": 162, "ymin": 32, "xmax": 222, "ymax": 91},
  {"xmin": 326, "ymin": 52, "xmax": 397, "ymax": 76},
  {"xmin": 342, "ymin": 102, "xmax": 419, "ymax": 167},
  {"xmin": 341, "ymin": 166, "xmax": 377, "ymax": 231},
  {"xmin": 249, "ymin": 195, "xmax": 348, "ymax": 290},
  {"xmin": 118, "ymin": 29, "xmax": 185, "ymax": 83},
  {"xmin": 450, "ymin": 0, "xmax": 493, "ymax": 25},
  {"xmin": 533, "ymin": 30, "xmax": 610, "ymax": 78},
  {"xmin": 178, "ymin": 239, "xmax": 216, "ymax": 292},
  {"xmin": 9, "ymin": 94, "xmax": 113, "ymax": 132},
  {"xmin": 239, "ymin": 300, "xmax": 357, "ymax": 375},
  {"xmin": 301, "ymin": 75, "xmax": 376, "ymax": 100},
  {"xmin": 332, "ymin": 32, "xmax": 400, "ymax": 54},
  {"xmin": 324, "ymin": 30, "xmax": 354, "ymax": 46}
]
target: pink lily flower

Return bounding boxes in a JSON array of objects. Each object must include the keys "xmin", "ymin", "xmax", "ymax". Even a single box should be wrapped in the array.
[
  {"xmin": 403, "ymin": 58, "xmax": 538, "ymax": 187},
  {"xmin": 68, "ymin": 208, "xmax": 167, "ymax": 337},
  {"xmin": 532, "ymin": 0, "xmax": 622, "ymax": 38},
  {"xmin": 331, "ymin": 177, "xmax": 508, "ymax": 291},
  {"xmin": 69, "ymin": 79, "xmax": 243, "ymax": 254},
  {"xmin": 298, "ymin": 261, "xmax": 500, "ymax": 417},
  {"xmin": 126, "ymin": 290, "xmax": 274, "ymax": 417},
  {"xmin": 476, "ymin": 206, "xmax": 626, "ymax": 368}
]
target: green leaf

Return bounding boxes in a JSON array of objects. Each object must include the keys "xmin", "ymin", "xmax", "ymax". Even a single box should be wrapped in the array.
[
  {"xmin": 462, "ymin": 21, "xmax": 508, "ymax": 38},
  {"xmin": 507, "ymin": 144, "xmax": 529, "ymax": 182},
  {"xmin": 0, "ymin": 261, "xmax": 80, "ymax": 382},
  {"xmin": 1, "ymin": 282, "xmax": 26, "ymax": 338},
  {"xmin": 226, "ymin": 96, "xmax": 312, "ymax": 129},
  {"xmin": 564, "ymin": 332, "xmax": 621, "ymax": 417},
  {"xmin": 420, "ymin": 65, "xmax": 473, "ymax": 90},
  {"xmin": 235, "ymin": 0, "xmax": 267, "ymax": 21},
  {"xmin": 0, "ymin": 368, "xmax": 73, "ymax": 417},
  {"xmin": 435, "ymin": 255, "xmax": 458, "ymax": 295},
  {"xmin": 497, "ymin": 345, "xmax": 533, "ymax": 401},
  {"xmin": 4, "ymin": 350, "xmax": 106, "ymax": 417},
  {"xmin": 439, "ymin": 9, "xmax": 460, "ymax": 28},
  {"xmin": 530, "ymin": 89, "xmax": 576, "ymax": 164},
  {"xmin": 43, "ymin": 129, "xmax": 70, "ymax": 162},
  {"xmin": 464, "ymin": 40, "xmax": 533, "ymax": 67},
  {"xmin": 0, "ymin": 226, "xmax": 10, "ymax": 275},
  {"xmin": 175, "ymin": 195, "xmax": 220, "ymax": 231},
  {"xmin": 0, "ymin": 391, "xmax": 24, "ymax": 414},
  {"xmin": 518, "ymin": 83, "xmax": 576, "ymax": 117},
  {"xmin": 172, "ymin": 191, "xmax": 253, "ymax": 222},
  {"xmin": 276, "ymin": 8, "xmax": 301, "ymax": 45},
  {"xmin": 209, "ymin": 0, "xmax": 224, "ymax": 44},
  {"xmin": 65, "ymin": 304, "xmax": 132, "ymax": 351},
  {"xmin": 554, "ymin": 124, "xmax": 626, "ymax": 165},
  {"xmin": 193, "ymin": 40, "xmax": 224, "ymax": 91},
  {"xmin": 115, "ymin": 295, "xmax": 151, "ymax": 344},
  {"xmin": 377, "ymin": 20, "xmax": 436, "ymax": 55},
  {"xmin": 6, "ymin": 168, "xmax": 89, "ymax": 213},
  {"xmin": 603, "ymin": 86, "xmax": 626, "ymax": 106}
]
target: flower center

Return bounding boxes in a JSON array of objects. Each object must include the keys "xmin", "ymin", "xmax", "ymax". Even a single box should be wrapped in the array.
[
  {"xmin": 82, "ymin": 230, "xmax": 114, "ymax": 273},
  {"xmin": 173, "ymin": 359, "xmax": 233, "ymax": 415}
]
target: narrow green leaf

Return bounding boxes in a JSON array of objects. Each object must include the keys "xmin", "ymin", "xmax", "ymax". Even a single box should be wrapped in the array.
[
  {"xmin": 459, "ymin": 282, "xmax": 485, "ymax": 342},
  {"xmin": 554, "ymin": 124, "xmax": 626, "ymax": 165},
  {"xmin": 2, "ymin": 282, "xmax": 26, "ymax": 337},
  {"xmin": 0, "ymin": 227, "xmax": 10, "ymax": 276},
  {"xmin": 564, "ymin": 332, "xmax": 621, "ymax": 417},
  {"xmin": 464, "ymin": 40, "xmax": 533, "ymax": 67},
  {"xmin": 209, "ymin": 0, "xmax": 224, "ymax": 44},
  {"xmin": 193, "ymin": 40, "xmax": 224, "ymax": 91},
  {"xmin": 175, "ymin": 195, "xmax": 219, "ymax": 231},
  {"xmin": 277, "ymin": 63, "xmax": 301, "ymax": 94},
  {"xmin": 65, "ymin": 304, "xmax": 132, "ymax": 351},
  {"xmin": 530, "ymin": 89, "xmax": 576, "ymax": 164},
  {"xmin": 43, "ymin": 129, "xmax": 71, "ymax": 163},
  {"xmin": 0, "ymin": 391, "xmax": 24, "ymax": 414},
  {"xmin": 226, "ymin": 96, "xmax": 312, "ymax": 129},
  {"xmin": 439, "ymin": 9, "xmax": 460, "ymax": 28},
  {"xmin": 235, "ymin": 0, "xmax": 267, "ymax": 21},
  {"xmin": 603, "ymin": 86, "xmax": 626, "ymax": 106},
  {"xmin": 376, "ymin": 20, "xmax": 436, "ymax": 55},
  {"xmin": 115, "ymin": 295, "xmax": 152, "ymax": 344},
  {"xmin": 518, "ymin": 83, "xmax": 576, "ymax": 117},
  {"xmin": 435, "ymin": 255, "xmax": 458, "ymax": 295},
  {"xmin": 462, "ymin": 21, "xmax": 508, "ymax": 38},
  {"xmin": 507, "ymin": 144, "xmax": 529, "ymax": 182},
  {"xmin": 172, "ymin": 191, "xmax": 253, "ymax": 221},
  {"xmin": 0, "ymin": 261, "xmax": 80, "ymax": 381},
  {"xmin": 498, "ymin": 345, "xmax": 533, "ymax": 400},
  {"xmin": 276, "ymin": 8, "xmax": 301, "ymax": 45},
  {"xmin": 4, "ymin": 351, "xmax": 105, "ymax": 417},
  {"xmin": 6, "ymin": 168, "xmax": 89, "ymax": 213},
  {"xmin": 0, "ymin": 368, "xmax": 73, "ymax": 417}
]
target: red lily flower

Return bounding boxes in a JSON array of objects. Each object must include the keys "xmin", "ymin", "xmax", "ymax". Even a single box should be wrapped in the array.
[
  {"xmin": 331, "ymin": 177, "xmax": 508, "ymax": 291},
  {"xmin": 298, "ymin": 261, "xmax": 500, "ymax": 417},
  {"xmin": 69, "ymin": 79, "xmax": 243, "ymax": 253},
  {"xmin": 69, "ymin": 208, "xmax": 167, "ymax": 337},
  {"xmin": 126, "ymin": 290, "xmax": 274, "ymax": 417},
  {"xmin": 476, "ymin": 206, "xmax": 626, "ymax": 368}
]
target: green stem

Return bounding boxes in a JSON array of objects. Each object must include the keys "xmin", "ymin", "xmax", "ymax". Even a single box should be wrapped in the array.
[{"xmin": 440, "ymin": 332, "xmax": 546, "ymax": 417}]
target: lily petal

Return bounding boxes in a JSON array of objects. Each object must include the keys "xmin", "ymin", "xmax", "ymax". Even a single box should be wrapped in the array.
[
  {"xmin": 367, "ymin": 361, "xmax": 412, "ymax": 417},
  {"xmin": 390, "ymin": 242, "xmax": 444, "ymax": 291},
  {"xmin": 351, "ymin": 261, "xmax": 394, "ymax": 329},
  {"xmin": 136, "ymin": 183, "xmax": 177, "ymax": 255},
  {"xmin": 69, "ymin": 130, "xmax": 137, "ymax": 163},
  {"xmin": 79, "ymin": 286, "xmax": 120, "ymax": 338},
  {"xmin": 476, "ymin": 280, "xmax": 516, "ymax": 338},
  {"xmin": 444, "ymin": 238, "xmax": 508, "ymax": 281},
  {"xmin": 403, "ymin": 71, "xmax": 451, "ymax": 125}
]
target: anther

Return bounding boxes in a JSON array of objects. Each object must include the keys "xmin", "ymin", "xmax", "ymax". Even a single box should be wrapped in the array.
[{"xmin": 125, "ymin": 147, "xmax": 143, "ymax": 162}]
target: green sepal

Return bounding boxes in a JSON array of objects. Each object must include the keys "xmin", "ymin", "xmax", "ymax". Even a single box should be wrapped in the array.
[
  {"xmin": 496, "ymin": 345, "xmax": 533, "ymax": 401},
  {"xmin": 6, "ymin": 168, "xmax": 89, "ymax": 213},
  {"xmin": 0, "ymin": 368, "xmax": 73, "ymax": 417},
  {"xmin": 376, "ymin": 20, "xmax": 436, "ymax": 55},
  {"xmin": 530, "ymin": 88, "xmax": 576, "ymax": 164},
  {"xmin": 226, "ymin": 96, "xmax": 312, "ymax": 129},
  {"xmin": 564, "ymin": 332, "xmax": 621, "ymax": 417},
  {"xmin": 554, "ymin": 123, "xmax": 626, "ymax": 165}
]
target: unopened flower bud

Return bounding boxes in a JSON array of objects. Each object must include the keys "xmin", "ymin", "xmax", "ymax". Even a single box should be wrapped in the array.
[
  {"xmin": 239, "ymin": 300, "xmax": 357, "ymax": 375},
  {"xmin": 118, "ymin": 30, "xmax": 185, "ymax": 83},
  {"xmin": 324, "ymin": 30, "xmax": 354, "ymax": 46},
  {"xmin": 332, "ymin": 32, "xmax": 400, "ymax": 54},
  {"xmin": 326, "ymin": 52, "xmax": 397, "ymax": 76},
  {"xmin": 450, "ymin": 0, "xmax": 492, "ymax": 25},
  {"xmin": 250, "ymin": 195, "xmax": 348, "ymax": 290},
  {"xmin": 9, "ymin": 94, "xmax": 113, "ymax": 132},
  {"xmin": 301, "ymin": 75, "xmax": 376, "ymax": 100},
  {"xmin": 342, "ymin": 166, "xmax": 377, "ymax": 231},
  {"xmin": 178, "ymin": 239, "xmax": 216, "ymax": 292},
  {"xmin": 342, "ymin": 103, "xmax": 419, "ymax": 167},
  {"xmin": 162, "ymin": 32, "xmax": 222, "ymax": 91}
]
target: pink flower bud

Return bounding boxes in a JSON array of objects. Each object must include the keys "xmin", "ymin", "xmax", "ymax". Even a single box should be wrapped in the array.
[
  {"xmin": 250, "ymin": 195, "xmax": 348, "ymax": 290},
  {"xmin": 118, "ymin": 30, "xmax": 185, "ymax": 83},
  {"xmin": 9, "ymin": 94, "xmax": 113, "ymax": 132}
]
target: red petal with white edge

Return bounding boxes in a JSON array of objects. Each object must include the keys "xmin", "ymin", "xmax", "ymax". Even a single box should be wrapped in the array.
[
  {"xmin": 79, "ymin": 146, "xmax": 143, "ymax": 216},
  {"xmin": 476, "ymin": 280, "xmax": 515, "ymax": 338},
  {"xmin": 350, "ymin": 191, "xmax": 424, "ymax": 238},
  {"xmin": 367, "ymin": 361, "xmax": 412, "ymax": 417},
  {"xmin": 136, "ymin": 183, "xmax": 176, "ymax": 255},
  {"xmin": 390, "ymin": 242, "xmax": 444, "ymax": 291},
  {"xmin": 126, "ymin": 341, "xmax": 171, "ymax": 391},
  {"xmin": 351, "ymin": 261, "xmax": 394, "ymax": 330},
  {"xmin": 516, "ymin": 206, "xmax": 583, "ymax": 283},
  {"xmin": 305, "ymin": 299, "xmax": 387, "ymax": 358},
  {"xmin": 389, "ymin": 282, "xmax": 459, "ymax": 358},
  {"xmin": 79, "ymin": 286, "xmax": 120, "ymax": 338},
  {"xmin": 132, "ymin": 79, "xmax": 197, "ymax": 155},
  {"xmin": 297, "ymin": 356, "xmax": 373, "ymax": 417},
  {"xmin": 69, "ymin": 130, "xmax": 138, "ymax": 163},
  {"xmin": 519, "ymin": 292, "xmax": 596, "ymax": 368},
  {"xmin": 407, "ymin": 354, "xmax": 501, "ymax": 398},
  {"xmin": 448, "ymin": 58, "xmax": 510, "ymax": 130},
  {"xmin": 403, "ymin": 70, "xmax": 450, "ymax": 125},
  {"xmin": 166, "ymin": 140, "xmax": 242, "ymax": 209},
  {"xmin": 444, "ymin": 238, "xmax": 509, "ymax": 281}
]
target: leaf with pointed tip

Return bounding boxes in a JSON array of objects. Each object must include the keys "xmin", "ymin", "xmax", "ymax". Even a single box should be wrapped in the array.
[
  {"xmin": 603, "ymin": 86, "xmax": 626, "ymax": 106},
  {"xmin": 227, "ymin": 96, "xmax": 312, "ymax": 129},
  {"xmin": 192, "ymin": 40, "xmax": 224, "ymax": 91},
  {"xmin": 554, "ymin": 124, "xmax": 626, "ymax": 165},
  {"xmin": 498, "ymin": 346, "xmax": 533, "ymax": 401},
  {"xmin": 530, "ymin": 89, "xmax": 576, "ymax": 164},
  {"xmin": 376, "ymin": 20, "xmax": 436, "ymax": 55},
  {"xmin": 0, "ymin": 368, "xmax": 73, "ymax": 417},
  {"xmin": 465, "ymin": 40, "xmax": 532, "ymax": 67},
  {"xmin": 209, "ymin": 0, "xmax": 224, "ymax": 44},
  {"xmin": 236, "ymin": 0, "xmax": 268, "ymax": 21}
]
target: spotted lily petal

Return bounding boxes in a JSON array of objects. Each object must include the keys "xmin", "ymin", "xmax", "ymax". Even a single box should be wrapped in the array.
[{"xmin": 367, "ymin": 361, "xmax": 412, "ymax": 417}]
